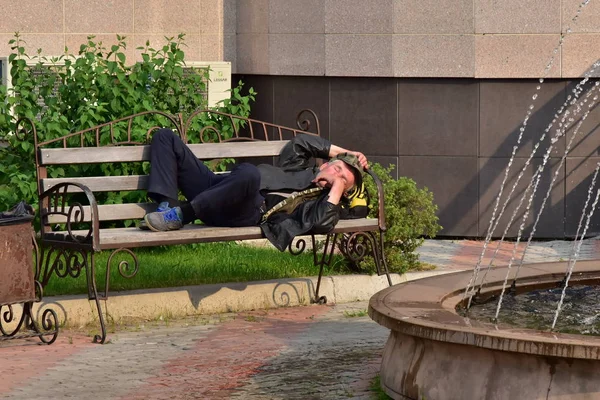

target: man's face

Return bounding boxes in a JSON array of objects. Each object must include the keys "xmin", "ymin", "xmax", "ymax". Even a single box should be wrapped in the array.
[{"xmin": 314, "ymin": 160, "xmax": 356, "ymax": 192}]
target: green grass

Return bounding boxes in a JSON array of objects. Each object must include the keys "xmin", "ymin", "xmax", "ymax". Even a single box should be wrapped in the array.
[
  {"xmin": 369, "ymin": 375, "xmax": 392, "ymax": 399},
  {"xmin": 343, "ymin": 309, "xmax": 368, "ymax": 318},
  {"xmin": 43, "ymin": 242, "xmax": 349, "ymax": 297}
]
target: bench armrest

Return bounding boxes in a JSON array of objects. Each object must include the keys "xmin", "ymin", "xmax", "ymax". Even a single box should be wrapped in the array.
[
  {"xmin": 365, "ymin": 169, "xmax": 387, "ymax": 232},
  {"xmin": 39, "ymin": 182, "xmax": 100, "ymax": 251}
]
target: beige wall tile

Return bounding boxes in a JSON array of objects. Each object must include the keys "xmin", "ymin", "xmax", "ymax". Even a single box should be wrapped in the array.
[
  {"xmin": 237, "ymin": 0, "xmax": 268, "ymax": 34},
  {"xmin": 201, "ymin": 34, "xmax": 230, "ymax": 61},
  {"xmin": 475, "ymin": 34, "xmax": 561, "ymax": 78},
  {"xmin": 202, "ymin": 0, "xmax": 236, "ymax": 34},
  {"xmin": 562, "ymin": 34, "xmax": 600, "ymax": 77},
  {"xmin": 475, "ymin": 0, "xmax": 561, "ymax": 34},
  {"xmin": 394, "ymin": 35, "xmax": 474, "ymax": 77},
  {"xmin": 0, "ymin": 34, "xmax": 65, "ymax": 58},
  {"xmin": 562, "ymin": 0, "xmax": 600, "ymax": 33},
  {"xmin": 133, "ymin": 34, "xmax": 201, "ymax": 62},
  {"xmin": 236, "ymin": 34, "xmax": 269, "ymax": 74},
  {"xmin": 0, "ymin": 0, "xmax": 63, "ymax": 33},
  {"xmin": 269, "ymin": 0, "xmax": 324, "ymax": 33},
  {"xmin": 325, "ymin": 34, "xmax": 392, "ymax": 76},
  {"xmin": 325, "ymin": 0, "xmax": 393, "ymax": 34},
  {"xmin": 269, "ymin": 34, "xmax": 324, "ymax": 75},
  {"xmin": 65, "ymin": 34, "xmax": 135, "ymax": 62},
  {"xmin": 394, "ymin": 0, "xmax": 473, "ymax": 34},
  {"xmin": 134, "ymin": 0, "xmax": 201, "ymax": 34},
  {"xmin": 65, "ymin": 0, "xmax": 134, "ymax": 33}
]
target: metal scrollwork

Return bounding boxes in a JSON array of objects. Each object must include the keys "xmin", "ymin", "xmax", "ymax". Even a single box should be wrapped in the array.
[
  {"xmin": 0, "ymin": 303, "xmax": 58, "ymax": 344},
  {"xmin": 65, "ymin": 202, "xmax": 91, "ymax": 243},
  {"xmin": 272, "ymin": 282, "xmax": 303, "ymax": 307},
  {"xmin": 340, "ymin": 232, "xmax": 373, "ymax": 263},
  {"xmin": 288, "ymin": 238, "xmax": 307, "ymax": 256},
  {"xmin": 105, "ymin": 248, "xmax": 139, "ymax": 299},
  {"xmin": 41, "ymin": 247, "xmax": 86, "ymax": 285},
  {"xmin": 296, "ymin": 109, "xmax": 320, "ymax": 135}
]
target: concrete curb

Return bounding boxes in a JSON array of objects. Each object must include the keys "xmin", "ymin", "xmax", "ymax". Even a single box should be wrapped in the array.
[{"xmin": 26, "ymin": 270, "xmax": 460, "ymax": 327}]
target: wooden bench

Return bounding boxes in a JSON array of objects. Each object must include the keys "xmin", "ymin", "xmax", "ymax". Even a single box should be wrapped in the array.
[{"xmin": 27, "ymin": 109, "xmax": 391, "ymax": 343}]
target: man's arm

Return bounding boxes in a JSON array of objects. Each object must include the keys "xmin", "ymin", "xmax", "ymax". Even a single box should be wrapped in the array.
[{"xmin": 278, "ymin": 134, "xmax": 331, "ymax": 170}]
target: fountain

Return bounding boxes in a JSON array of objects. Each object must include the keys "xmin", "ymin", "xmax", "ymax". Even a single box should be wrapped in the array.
[{"xmin": 369, "ymin": 2, "xmax": 600, "ymax": 398}]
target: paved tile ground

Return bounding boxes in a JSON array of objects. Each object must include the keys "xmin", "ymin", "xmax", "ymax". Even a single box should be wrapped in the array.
[
  {"xmin": 3, "ymin": 237, "xmax": 600, "ymax": 399},
  {"xmin": 0, "ymin": 302, "xmax": 386, "ymax": 400}
]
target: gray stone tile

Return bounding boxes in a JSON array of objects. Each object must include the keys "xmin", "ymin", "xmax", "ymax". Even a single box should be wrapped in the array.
[
  {"xmin": 478, "ymin": 157, "xmax": 565, "ymax": 238},
  {"xmin": 237, "ymin": 0, "xmax": 269, "ymax": 33},
  {"xmin": 202, "ymin": 0, "xmax": 237, "ymax": 34},
  {"xmin": 398, "ymin": 156, "xmax": 479, "ymax": 236},
  {"xmin": 393, "ymin": 0, "xmax": 474, "ymax": 34},
  {"xmin": 329, "ymin": 78, "xmax": 397, "ymax": 156},
  {"xmin": 475, "ymin": 0, "xmax": 561, "ymax": 34},
  {"xmin": 479, "ymin": 80, "xmax": 567, "ymax": 158},
  {"xmin": 565, "ymin": 157, "xmax": 600, "ymax": 237},
  {"xmin": 236, "ymin": 34, "xmax": 269, "ymax": 74},
  {"xmin": 393, "ymin": 35, "xmax": 474, "ymax": 77},
  {"xmin": 269, "ymin": 0, "xmax": 325, "ymax": 33},
  {"xmin": 398, "ymin": 79, "xmax": 478, "ymax": 156},
  {"xmin": 273, "ymin": 76, "xmax": 330, "ymax": 140},
  {"xmin": 269, "ymin": 34, "xmax": 325, "ymax": 76},
  {"xmin": 325, "ymin": 35, "xmax": 393, "ymax": 77}
]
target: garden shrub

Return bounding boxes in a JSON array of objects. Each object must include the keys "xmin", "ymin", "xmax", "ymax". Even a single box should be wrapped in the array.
[
  {"xmin": 0, "ymin": 33, "xmax": 256, "ymax": 217},
  {"xmin": 359, "ymin": 163, "xmax": 442, "ymax": 273}
]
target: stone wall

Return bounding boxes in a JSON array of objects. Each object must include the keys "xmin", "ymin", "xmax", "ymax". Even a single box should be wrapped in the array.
[
  {"xmin": 234, "ymin": 74, "xmax": 600, "ymax": 237},
  {"xmin": 237, "ymin": 0, "xmax": 600, "ymax": 78}
]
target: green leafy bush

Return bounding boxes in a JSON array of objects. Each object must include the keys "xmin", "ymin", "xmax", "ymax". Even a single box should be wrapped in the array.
[
  {"xmin": 0, "ymin": 33, "xmax": 255, "ymax": 215},
  {"xmin": 360, "ymin": 163, "xmax": 442, "ymax": 273}
]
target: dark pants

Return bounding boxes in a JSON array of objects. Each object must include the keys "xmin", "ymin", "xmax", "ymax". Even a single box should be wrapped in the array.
[{"xmin": 147, "ymin": 129, "xmax": 264, "ymax": 227}]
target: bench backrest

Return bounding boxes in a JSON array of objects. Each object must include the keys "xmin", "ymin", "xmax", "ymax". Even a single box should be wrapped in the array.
[{"xmin": 34, "ymin": 109, "xmax": 321, "ymax": 228}]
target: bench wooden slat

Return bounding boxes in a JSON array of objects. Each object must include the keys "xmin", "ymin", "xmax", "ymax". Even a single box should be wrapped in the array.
[
  {"xmin": 41, "ymin": 175, "xmax": 150, "ymax": 193},
  {"xmin": 46, "ymin": 203, "xmax": 157, "ymax": 224},
  {"xmin": 39, "ymin": 141, "xmax": 287, "ymax": 165},
  {"xmin": 44, "ymin": 219, "xmax": 379, "ymax": 249}
]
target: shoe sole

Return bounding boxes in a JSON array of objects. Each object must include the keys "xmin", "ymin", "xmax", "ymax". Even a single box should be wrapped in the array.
[{"xmin": 143, "ymin": 214, "xmax": 162, "ymax": 232}]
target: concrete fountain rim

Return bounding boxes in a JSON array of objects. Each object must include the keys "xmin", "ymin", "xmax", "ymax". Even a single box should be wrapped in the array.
[{"xmin": 368, "ymin": 259, "xmax": 600, "ymax": 360}]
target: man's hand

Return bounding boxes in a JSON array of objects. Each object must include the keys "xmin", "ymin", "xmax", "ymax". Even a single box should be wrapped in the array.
[
  {"xmin": 329, "ymin": 145, "xmax": 369, "ymax": 170},
  {"xmin": 348, "ymin": 151, "xmax": 368, "ymax": 170}
]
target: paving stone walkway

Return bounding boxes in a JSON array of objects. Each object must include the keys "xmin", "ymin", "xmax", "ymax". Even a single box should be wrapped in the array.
[
  {"xmin": 3, "ymin": 237, "xmax": 600, "ymax": 399},
  {"xmin": 0, "ymin": 302, "xmax": 386, "ymax": 400}
]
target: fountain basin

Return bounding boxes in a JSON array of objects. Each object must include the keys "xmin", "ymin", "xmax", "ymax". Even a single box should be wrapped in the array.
[{"xmin": 369, "ymin": 260, "xmax": 600, "ymax": 400}]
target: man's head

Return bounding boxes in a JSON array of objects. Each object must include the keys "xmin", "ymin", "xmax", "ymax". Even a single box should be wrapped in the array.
[{"xmin": 315, "ymin": 153, "xmax": 363, "ymax": 193}]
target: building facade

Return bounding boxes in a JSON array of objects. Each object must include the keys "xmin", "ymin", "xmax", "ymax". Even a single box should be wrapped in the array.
[{"xmin": 2, "ymin": 0, "xmax": 600, "ymax": 237}]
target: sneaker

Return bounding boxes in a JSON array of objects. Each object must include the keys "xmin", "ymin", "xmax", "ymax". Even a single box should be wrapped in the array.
[
  {"xmin": 144, "ymin": 206, "xmax": 184, "ymax": 232},
  {"xmin": 138, "ymin": 202, "xmax": 170, "ymax": 230}
]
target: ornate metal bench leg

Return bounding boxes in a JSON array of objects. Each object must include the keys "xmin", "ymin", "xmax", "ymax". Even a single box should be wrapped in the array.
[
  {"xmin": 340, "ymin": 231, "xmax": 392, "ymax": 287},
  {"xmin": 373, "ymin": 231, "xmax": 392, "ymax": 286},
  {"xmin": 87, "ymin": 253, "xmax": 107, "ymax": 344},
  {"xmin": 311, "ymin": 233, "xmax": 338, "ymax": 305}
]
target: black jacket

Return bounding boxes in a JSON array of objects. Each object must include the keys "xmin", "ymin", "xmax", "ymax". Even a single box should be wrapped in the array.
[{"xmin": 258, "ymin": 134, "xmax": 341, "ymax": 251}]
